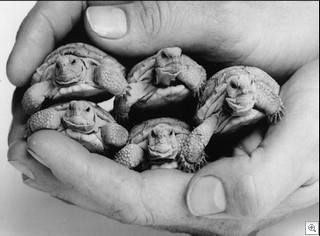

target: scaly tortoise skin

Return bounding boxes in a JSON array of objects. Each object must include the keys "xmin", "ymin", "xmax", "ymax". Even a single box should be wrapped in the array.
[
  {"xmin": 114, "ymin": 117, "xmax": 206, "ymax": 172},
  {"xmin": 178, "ymin": 66, "xmax": 285, "ymax": 171},
  {"xmin": 113, "ymin": 47, "xmax": 206, "ymax": 124},
  {"xmin": 22, "ymin": 43, "xmax": 127, "ymax": 115},
  {"xmin": 25, "ymin": 100, "xmax": 128, "ymax": 155}
]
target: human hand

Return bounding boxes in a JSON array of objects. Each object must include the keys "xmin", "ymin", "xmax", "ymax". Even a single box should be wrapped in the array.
[{"xmin": 7, "ymin": 1, "xmax": 319, "ymax": 235}]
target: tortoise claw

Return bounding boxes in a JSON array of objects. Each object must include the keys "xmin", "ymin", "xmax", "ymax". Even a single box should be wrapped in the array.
[
  {"xmin": 177, "ymin": 133, "xmax": 208, "ymax": 173},
  {"xmin": 268, "ymin": 103, "xmax": 285, "ymax": 124},
  {"xmin": 113, "ymin": 112, "xmax": 130, "ymax": 126},
  {"xmin": 177, "ymin": 152, "xmax": 207, "ymax": 173}
]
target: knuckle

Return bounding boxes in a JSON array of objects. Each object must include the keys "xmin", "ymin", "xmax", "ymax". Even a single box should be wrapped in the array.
[
  {"xmin": 234, "ymin": 174, "xmax": 264, "ymax": 218},
  {"xmin": 109, "ymin": 202, "xmax": 150, "ymax": 225}
]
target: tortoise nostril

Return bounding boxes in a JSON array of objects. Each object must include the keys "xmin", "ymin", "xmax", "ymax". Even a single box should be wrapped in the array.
[
  {"xmin": 151, "ymin": 130, "xmax": 157, "ymax": 138},
  {"xmin": 69, "ymin": 101, "xmax": 77, "ymax": 108}
]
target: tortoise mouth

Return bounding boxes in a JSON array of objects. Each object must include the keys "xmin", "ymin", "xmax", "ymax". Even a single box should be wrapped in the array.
[
  {"xmin": 56, "ymin": 79, "xmax": 79, "ymax": 86},
  {"xmin": 55, "ymin": 69, "xmax": 85, "ymax": 86},
  {"xmin": 149, "ymin": 157, "xmax": 176, "ymax": 165},
  {"xmin": 148, "ymin": 147, "xmax": 178, "ymax": 162},
  {"xmin": 63, "ymin": 116, "xmax": 96, "ymax": 133},
  {"xmin": 154, "ymin": 67, "xmax": 185, "ymax": 88},
  {"xmin": 225, "ymin": 95, "xmax": 255, "ymax": 115}
]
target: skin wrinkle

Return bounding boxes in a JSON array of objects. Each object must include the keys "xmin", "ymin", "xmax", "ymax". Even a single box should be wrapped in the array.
[
  {"xmin": 36, "ymin": 9, "xmax": 58, "ymax": 45},
  {"xmin": 199, "ymin": 2, "xmax": 250, "ymax": 64},
  {"xmin": 155, "ymin": 1, "xmax": 165, "ymax": 37},
  {"xmin": 140, "ymin": 187, "xmax": 156, "ymax": 226},
  {"xmin": 139, "ymin": 174, "xmax": 168, "ymax": 226},
  {"xmin": 105, "ymin": 169, "xmax": 149, "ymax": 224},
  {"xmin": 138, "ymin": 1, "xmax": 162, "ymax": 40},
  {"xmin": 35, "ymin": 2, "xmax": 84, "ymax": 43}
]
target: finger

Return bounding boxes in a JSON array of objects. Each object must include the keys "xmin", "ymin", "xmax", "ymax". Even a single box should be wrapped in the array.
[
  {"xmin": 8, "ymin": 87, "xmax": 28, "ymax": 145},
  {"xmin": 88, "ymin": 1, "xmax": 133, "ymax": 6},
  {"xmin": 268, "ymin": 180, "xmax": 319, "ymax": 218},
  {"xmin": 8, "ymin": 138, "xmax": 104, "ymax": 214},
  {"xmin": 233, "ymin": 123, "xmax": 267, "ymax": 156},
  {"xmin": 84, "ymin": 2, "xmax": 318, "ymax": 81},
  {"xmin": 186, "ymin": 60, "xmax": 319, "ymax": 219},
  {"xmin": 84, "ymin": 2, "xmax": 227, "ymax": 57},
  {"xmin": 26, "ymin": 130, "xmax": 209, "ymax": 230},
  {"xmin": 7, "ymin": 1, "xmax": 86, "ymax": 87}
]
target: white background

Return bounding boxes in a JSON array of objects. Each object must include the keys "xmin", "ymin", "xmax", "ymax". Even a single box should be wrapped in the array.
[{"xmin": 0, "ymin": 2, "xmax": 318, "ymax": 236}]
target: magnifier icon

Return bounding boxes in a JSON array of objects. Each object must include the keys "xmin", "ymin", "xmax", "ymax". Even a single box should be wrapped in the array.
[{"xmin": 308, "ymin": 224, "xmax": 317, "ymax": 232}]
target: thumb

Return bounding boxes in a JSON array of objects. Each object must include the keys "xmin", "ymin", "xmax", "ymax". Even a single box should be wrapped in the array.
[{"xmin": 84, "ymin": 2, "xmax": 224, "ymax": 57}]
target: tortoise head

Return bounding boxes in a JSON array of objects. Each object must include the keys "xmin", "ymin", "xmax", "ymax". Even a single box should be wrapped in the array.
[
  {"xmin": 63, "ymin": 101, "xmax": 97, "ymax": 133},
  {"xmin": 147, "ymin": 123, "xmax": 179, "ymax": 164},
  {"xmin": 225, "ymin": 73, "xmax": 257, "ymax": 116},
  {"xmin": 154, "ymin": 47, "xmax": 184, "ymax": 87},
  {"xmin": 55, "ymin": 55, "xmax": 86, "ymax": 86}
]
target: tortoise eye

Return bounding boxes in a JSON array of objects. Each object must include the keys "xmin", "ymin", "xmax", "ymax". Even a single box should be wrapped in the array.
[
  {"xmin": 160, "ymin": 51, "xmax": 169, "ymax": 59},
  {"xmin": 169, "ymin": 130, "xmax": 174, "ymax": 136},
  {"xmin": 71, "ymin": 59, "xmax": 76, "ymax": 65},
  {"xmin": 86, "ymin": 107, "xmax": 91, "ymax": 112},
  {"xmin": 230, "ymin": 81, "xmax": 238, "ymax": 89}
]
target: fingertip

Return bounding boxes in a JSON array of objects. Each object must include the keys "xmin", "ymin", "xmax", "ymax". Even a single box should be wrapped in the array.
[
  {"xmin": 7, "ymin": 1, "xmax": 85, "ymax": 87},
  {"xmin": 83, "ymin": 3, "xmax": 168, "ymax": 57},
  {"xmin": 186, "ymin": 175, "xmax": 226, "ymax": 216},
  {"xmin": 6, "ymin": 50, "xmax": 31, "ymax": 87},
  {"xmin": 27, "ymin": 130, "xmax": 89, "ymax": 160},
  {"xmin": 6, "ymin": 9, "xmax": 53, "ymax": 87},
  {"xmin": 7, "ymin": 140, "xmax": 28, "ymax": 162}
]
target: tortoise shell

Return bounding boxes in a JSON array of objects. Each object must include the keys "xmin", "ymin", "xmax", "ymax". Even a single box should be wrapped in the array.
[{"xmin": 127, "ymin": 117, "xmax": 191, "ymax": 147}]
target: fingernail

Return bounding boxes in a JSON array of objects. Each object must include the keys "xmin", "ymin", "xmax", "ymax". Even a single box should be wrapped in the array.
[
  {"xmin": 187, "ymin": 176, "xmax": 226, "ymax": 216},
  {"xmin": 27, "ymin": 148, "xmax": 49, "ymax": 168},
  {"xmin": 9, "ymin": 161, "xmax": 35, "ymax": 179},
  {"xmin": 86, "ymin": 6, "xmax": 127, "ymax": 39},
  {"xmin": 22, "ymin": 176, "xmax": 42, "ymax": 191}
]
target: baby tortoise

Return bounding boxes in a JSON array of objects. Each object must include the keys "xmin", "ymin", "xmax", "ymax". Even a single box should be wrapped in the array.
[
  {"xmin": 22, "ymin": 43, "xmax": 127, "ymax": 115},
  {"xmin": 113, "ymin": 47, "xmax": 206, "ymax": 124},
  {"xmin": 25, "ymin": 100, "xmax": 128, "ymax": 155},
  {"xmin": 114, "ymin": 117, "xmax": 206, "ymax": 172},
  {"xmin": 178, "ymin": 66, "xmax": 285, "ymax": 171}
]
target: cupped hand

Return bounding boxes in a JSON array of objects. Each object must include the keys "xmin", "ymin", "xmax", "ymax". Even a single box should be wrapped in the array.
[{"xmin": 7, "ymin": 1, "xmax": 319, "ymax": 235}]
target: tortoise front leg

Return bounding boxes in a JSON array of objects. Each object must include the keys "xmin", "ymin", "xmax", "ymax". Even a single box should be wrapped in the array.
[
  {"xmin": 177, "ymin": 58, "xmax": 207, "ymax": 96},
  {"xmin": 22, "ymin": 81, "xmax": 53, "ymax": 115},
  {"xmin": 178, "ymin": 115, "xmax": 218, "ymax": 172},
  {"xmin": 113, "ymin": 82, "xmax": 156, "ymax": 124},
  {"xmin": 101, "ymin": 123, "xmax": 129, "ymax": 148},
  {"xmin": 114, "ymin": 144, "xmax": 145, "ymax": 169},
  {"xmin": 94, "ymin": 59, "xmax": 128, "ymax": 96},
  {"xmin": 24, "ymin": 107, "xmax": 64, "ymax": 137},
  {"xmin": 255, "ymin": 80, "xmax": 285, "ymax": 123}
]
